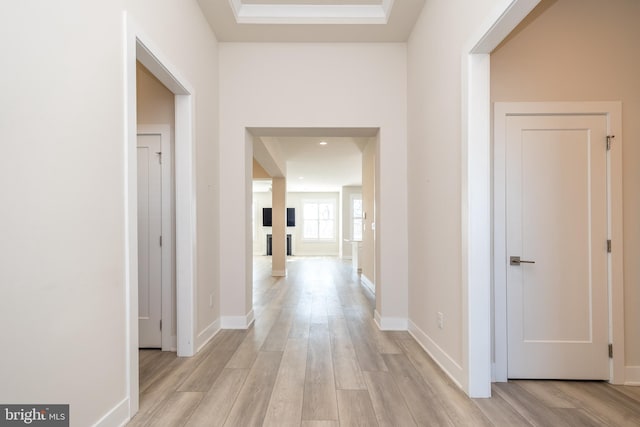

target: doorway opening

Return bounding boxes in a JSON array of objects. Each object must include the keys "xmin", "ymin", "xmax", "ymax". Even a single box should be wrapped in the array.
[
  {"xmin": 248, "ymin": 128, "xmax": 379, "ymax": 311},
  {"xmin": 125, "ymin": 14, "xmax": 197, "ymax": 416}
]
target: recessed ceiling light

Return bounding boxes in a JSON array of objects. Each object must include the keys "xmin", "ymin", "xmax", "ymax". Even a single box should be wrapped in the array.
[{"xmin": 319, "ymin": 141, "xmax": 328, "ymax": 146}]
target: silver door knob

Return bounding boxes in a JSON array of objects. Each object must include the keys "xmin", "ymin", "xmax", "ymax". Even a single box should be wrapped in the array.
[{"xmin": 510, "ymin": 256, "xmax": 535, "ymax": 266}]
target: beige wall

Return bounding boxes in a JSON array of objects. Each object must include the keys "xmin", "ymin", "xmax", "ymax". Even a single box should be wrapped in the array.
[
  {"xmin": 407, "ymin": 0, "xmax": 507, "ymax": 389},
  {"xmin": 491, "ymin": 0, "xmax": 640, "ymax": 368},
  {"xmin": 0, "ymin": 1, "xmax": 219, "ymax": 425},
  {"xmin": 137, "ymin": 63, "xmax": 175, "ymax": 136},
  {"xmin": 253, "ymin": 159, "xmax": 270, "ymax": 179},
  {"xmin": 271, "ymin": 177, "xmax": 287, "ymax": 275}
]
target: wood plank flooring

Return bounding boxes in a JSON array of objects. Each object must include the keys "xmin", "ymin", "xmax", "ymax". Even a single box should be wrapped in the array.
[{"xmin": 129, "ymin": 257, "xmax": 640, "ymax": 426}]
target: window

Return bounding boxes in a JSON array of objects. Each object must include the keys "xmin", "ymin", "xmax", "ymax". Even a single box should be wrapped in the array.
[
  {"xmin": 303, "ymin": 200, "xmax": 335, "ymax": 240},
  {"xmin": 351, "ymin": 195, "xmax": 363, "ymax": 241}
]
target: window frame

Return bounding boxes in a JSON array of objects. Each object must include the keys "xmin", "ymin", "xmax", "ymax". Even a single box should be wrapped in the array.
[
  {"xmin": 350, "ymin": 193, "xmax": 363, "ymax": 241},
  {"xmin": 301, "ymin": 198, "xmax": 337, "ymax": 242}
]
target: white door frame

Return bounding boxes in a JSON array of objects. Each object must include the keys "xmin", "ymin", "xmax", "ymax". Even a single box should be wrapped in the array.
[
  {"xmin": 124, "ymin": 12, "xmax": 197, "ymax": 416},
  {"xmin": 137, "ymin": 125, "xmax": 174, "ymax": 352},
  {"xmin": 493, "ymin": 102, "xmax": 624, "ymax": 383},
  {"xmin": 463, "ymin": 0, "xmax": 542, "ymax": 397}
]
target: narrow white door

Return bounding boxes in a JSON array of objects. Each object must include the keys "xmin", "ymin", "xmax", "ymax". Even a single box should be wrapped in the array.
[
  {"xmin": 506, "ymin": 113, "xmax": 609, "ymax": 379},
  {"xmin": 137, "ymin": 134, "xmax": 162, "ymax": 348}
]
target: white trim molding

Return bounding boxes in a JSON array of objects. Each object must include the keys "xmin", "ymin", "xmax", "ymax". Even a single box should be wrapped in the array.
[
  {"xmin": 361, "ymin": 274, "xmax": 375, "ymax": 295},
  {"xmin": 93, "ymin": 398, "xmax": 129, "ymax": 427},
  {"xmin": 462, "ymin": 0, "xmax": 542, "ymax": 398},
  {"xmin": 228, "ymin": 0, "xmax": 394, "ymax": 25},
  {"xmin": 374, "ymin": 310, "xmax": 407, "ymax": 331},
  {"xmin": 221, "ymin": 310, "xmax": 255, "ymax": 329},
  {"xmin": 196, "ymin": 319, "xmax": 221, "ymax": 353},
  {"xmin": 408, "ymin": 320, "xmax": 464, "ymax": 390}
]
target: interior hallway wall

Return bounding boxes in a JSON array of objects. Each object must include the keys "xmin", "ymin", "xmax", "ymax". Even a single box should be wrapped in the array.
[
  {"xmin": 491, "ymin": 0, "xmax": 640, "ymax": 372},
  {"xmin": 219, "ymin": 43, "xmax": 408, "ymax": 327},
  {"xmin": 407, "ymin": 0, "xmax": 508, "ymax": 390},
  {"xmin": 0, "ymin": 1, "xmax": 220, "ymax": 425}
]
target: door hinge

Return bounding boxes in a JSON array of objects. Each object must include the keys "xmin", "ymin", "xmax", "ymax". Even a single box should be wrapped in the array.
[
  {"xmin": 609, "ymin": 343, "xmax": 613, "ymax": 358},
  {"xmin": 606, "ymin": 135, "xmax": 615, "ymax": 150},
  {"xmin": 156, "ymin": 151, "xmax": 162, "ymax": 164},
  {"xmin": 160, "ymin": 319, "xmax": 162, "ymax": 331},
  {"xmin": 607, "ymin": 239, "xmax": 612, "ymax": 253},
  {"xmin": 160, "ymin": 235, "xmax": 162, "ymax": 247}
]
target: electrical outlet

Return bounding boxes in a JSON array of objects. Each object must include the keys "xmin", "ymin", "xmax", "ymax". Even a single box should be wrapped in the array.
[{"xmin": 437, "ymin": 312, "xmax": 444, "ymax": 329}]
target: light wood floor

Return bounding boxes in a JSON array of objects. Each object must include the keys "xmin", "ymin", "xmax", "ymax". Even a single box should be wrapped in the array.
[{"xmin": 129, "ymin": 257, "xmax": 640, "ymax": 426}]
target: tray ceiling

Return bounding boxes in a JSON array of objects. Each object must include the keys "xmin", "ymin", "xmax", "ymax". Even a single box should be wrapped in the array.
[{"xmin": 197, "ymin": 0, "xmax": 425, "ymax": 42}]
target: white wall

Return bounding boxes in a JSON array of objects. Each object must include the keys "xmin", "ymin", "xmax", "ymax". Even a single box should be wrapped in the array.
[
  {"xmin": 220, "ymin": 43, "xmax": 408, "ymax": 327},
  {"xmin": 407, "ymin": 0, "xmax": 506, "ymax": 390},
  {"xmin": 491, "ymin": 0, "xmax": 640, "ymax": 374},
  {"xmin": 0, "ymin": 1, "xmax": 219, "ymax": 425}
]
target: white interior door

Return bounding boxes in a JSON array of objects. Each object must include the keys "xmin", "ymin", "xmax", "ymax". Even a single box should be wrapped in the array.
[
  {"xmin": 137, "ymin": 134, "xmax": 162, "ymax": 348},
  {"xmin": 506, "ymin": 113, "xmax": 609, "ymax": 379}
]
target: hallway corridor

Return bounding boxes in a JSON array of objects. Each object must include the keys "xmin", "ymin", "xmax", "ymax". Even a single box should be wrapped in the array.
[{"xmin": 130, "ymin": 257, "xmax": 640, "ymax": 426}]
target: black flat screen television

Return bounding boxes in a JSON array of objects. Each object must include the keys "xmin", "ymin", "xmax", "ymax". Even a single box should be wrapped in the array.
[
  {"xmin": 287, "ymin": 208, "xmax": 295, "ymax": 227},
  {"xmin": 262, "ymin": 208, "xmax": 272, "ymax": 227},
  {"xmin": 262, "ymin": 208, "xmax": 295, "ymax": 227}
]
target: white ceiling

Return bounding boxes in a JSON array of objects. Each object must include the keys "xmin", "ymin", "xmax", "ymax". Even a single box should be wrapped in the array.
[
  {"xmin": 253, "ymin": 136, "xmax": 369, "ymax": 193},
  {"xmin": 197, "ymin": 0, "xmax": 425, "ymax": 42}
]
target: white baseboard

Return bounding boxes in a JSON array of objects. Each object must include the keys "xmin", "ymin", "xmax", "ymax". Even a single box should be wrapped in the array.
[
  {"xmin": 361, "ymin": 274, "xmax": 375, "ymax": 295},
  {"xmin": 272, "ymin": 269, "xmax": 286, "ymax": 277},
  {"xmin": 625, "ymin": 366, "xmax": 640, "ymax": 386},
  {"xmin": 374, "ymin": 310, "xmax": 408, "ymax": 331},
  {"xmin": 163, "ymin": 335, "xmax": 177, "ymax": 352},
  {"xmin": 93, "ymin": 397, "xmax": 129, "ymax": 427},
  {"xmin": 221, "ymin": 310, "xmax": 255, "ymax": 329},
  {"xmin": 408, "ymin": 320, "xmax": 464, "ymax": 390},
  {"xmin": 196, "ymin": 319, "xmax": 221, "ymax": 353}
]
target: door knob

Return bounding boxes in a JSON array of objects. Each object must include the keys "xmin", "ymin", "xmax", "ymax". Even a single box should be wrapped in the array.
[{"xmin": 510, "ymin": 256, "xmax": 535, "ymax": 266}]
